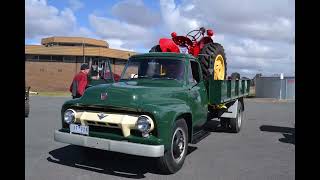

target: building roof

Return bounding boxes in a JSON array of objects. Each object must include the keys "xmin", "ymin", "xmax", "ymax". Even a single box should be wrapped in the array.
[
  {"xmin": 25, "ymin": 45, "xmax": 136, "ymax": 60},
  {"xmin": 41, "ymin": 36, "xmax": 109, "ymax": 48}
]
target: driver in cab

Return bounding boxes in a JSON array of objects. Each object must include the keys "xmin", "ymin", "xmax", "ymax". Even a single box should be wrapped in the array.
[{"xmin": 163, "ymin": 63, "xmax": 184, "ymax": 80}]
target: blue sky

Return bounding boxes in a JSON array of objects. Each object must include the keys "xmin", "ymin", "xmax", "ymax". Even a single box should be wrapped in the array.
[{"xmin": 25, "ymin": 0, "xmax": 295, "ymax": 78}]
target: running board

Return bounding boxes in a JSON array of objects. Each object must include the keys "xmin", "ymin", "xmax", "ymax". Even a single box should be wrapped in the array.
[{"xmin": 191, "ymin": 130, "xmax": 211, "ymax": 144}]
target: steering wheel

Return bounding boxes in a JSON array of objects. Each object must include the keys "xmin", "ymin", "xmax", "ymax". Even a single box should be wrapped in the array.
[{"xmin": 186, "ymin": 27, "xmax": 206, "ymax": 42}]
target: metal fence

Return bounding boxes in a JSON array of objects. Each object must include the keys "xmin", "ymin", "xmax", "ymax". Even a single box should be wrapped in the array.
[{"xmin": 255, "ymin": 77, "xmax": 295, "ymax": 100}]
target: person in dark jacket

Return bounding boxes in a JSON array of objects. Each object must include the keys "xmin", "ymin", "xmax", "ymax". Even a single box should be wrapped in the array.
[{"xmin": 69, "ymin": 64, "xmax": 90, "ymax": 99}]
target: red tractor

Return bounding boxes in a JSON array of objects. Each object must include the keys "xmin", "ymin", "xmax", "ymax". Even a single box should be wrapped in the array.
[{"xmin": 149, "ymin": 27, "xmax": 227, "ymax": 80}]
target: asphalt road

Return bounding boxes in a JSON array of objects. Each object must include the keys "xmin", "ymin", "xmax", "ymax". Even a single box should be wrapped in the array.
[{"xmin": 25, "ymin": 96, "xmax": 295, "ymax": 180}]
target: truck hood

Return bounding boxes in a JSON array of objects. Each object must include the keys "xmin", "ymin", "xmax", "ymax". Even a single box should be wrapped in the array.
[{"xmin": 75, "ymin": 80, "xmax": 186, "ymax": 111}]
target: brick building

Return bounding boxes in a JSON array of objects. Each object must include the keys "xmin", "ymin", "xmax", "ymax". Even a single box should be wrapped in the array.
[{"xmin": 25, "ymin": 37, "xmax": 136, "ymax": 91}]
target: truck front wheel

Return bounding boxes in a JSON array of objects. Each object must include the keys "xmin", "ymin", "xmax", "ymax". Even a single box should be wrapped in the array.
[{"xmin": 157, "ymin": 119, "xmax": 188, "ymax": 174}]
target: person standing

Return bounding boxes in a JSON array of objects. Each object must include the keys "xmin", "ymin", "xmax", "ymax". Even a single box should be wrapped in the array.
[{"xmin": 69, "ymin": 63, "xmax": 90, "ymax": 99}]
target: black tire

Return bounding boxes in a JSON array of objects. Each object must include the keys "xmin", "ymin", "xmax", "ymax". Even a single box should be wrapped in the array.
[
  {"xmin": 157, "ymin": 119, "xmax": 188, "ymax": 174},
  {"xmin": 149, "ymin": 45, "xmax": 162, "ymax": 52},
  {"xmin": 25, "ymin": 101, "xmax": 30, "ymax": 117},
  {"xmin": 220, "ymin": 118, "xmax": 229, "ymax": 129},
  {"xmin": 230, "ymin": 101, "xmax": 243, "ymax": 133},
  {"xmin": 199, "ymin": 42, "xmax": 227, "ymax": 80}
]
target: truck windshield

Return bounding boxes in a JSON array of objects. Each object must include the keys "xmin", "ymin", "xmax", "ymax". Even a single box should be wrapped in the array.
[{"xmin": 121, "ymin": 58, "xmax": 185, "ymax": 81}]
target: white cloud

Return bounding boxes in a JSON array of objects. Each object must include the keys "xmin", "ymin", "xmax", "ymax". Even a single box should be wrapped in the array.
[
  {"xmin": 218, "ymin": 36, "xmax": 294, "ymax": 78},
  {"xmin": 89, "ymin": 15, "xmax": 149, "ymax": 40},
  {"xmin": 111, "ymin": 0, "xmax": 161, "ymax": 27},
  {"xmin": 226, "ymin": 39, "xmax": 290, "ymax": 59},
  {"xmin": 180, "ymin": 0, "xmax": 295, "ymax": 43},
  {"xmin": 107, "ymin": 38, "xmax": 134, "ymax": 51},
  {"xmin": 229, "ymin": 17, "xmax": 295, "ymax": 43},
  {"xmin": 184, "ymin": 4, "xmax": 195, "ymax": 12},
  {"xmin": 25, "ymin": 0, "xmax": 97, "ymax": 43},
  {"xmin": 159, "ymin": 0, "xmax": 201, "ymax": 35},
  {"xmin": 89, "ymin": 14, "xmax": 158, "ymax": 49},
  {"xmin": 68, "ymin": 0, "xmax": 84, "ymax": 11},
  {"xmin": 25, "ymin": 0, "xmax": 77, "ymax": 39}
]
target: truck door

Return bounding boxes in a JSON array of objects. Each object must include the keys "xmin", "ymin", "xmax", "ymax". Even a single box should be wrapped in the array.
[{"xmin": 187, "ymin": 60, "xmax": 208, "ymax": 131}]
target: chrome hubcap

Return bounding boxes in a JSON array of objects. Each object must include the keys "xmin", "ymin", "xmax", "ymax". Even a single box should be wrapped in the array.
[
  {"xmin": 238, "ymin": 108, "xmax": 242, "ymax": 127},
  {"xmin": 171, "ymin": 127, "xmax": 186, "ymax": 163}
]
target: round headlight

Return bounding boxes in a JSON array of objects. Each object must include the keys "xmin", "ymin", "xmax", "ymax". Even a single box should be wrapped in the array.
[
  {"xmin": 64, "ymin": 109, "xmax": 76, "ymax": 124},
  {"xmin": 136, "ymin": 115, "xmax": 152, "ymax": 133}
]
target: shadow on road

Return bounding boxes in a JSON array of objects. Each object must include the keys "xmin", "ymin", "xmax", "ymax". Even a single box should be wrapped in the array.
[
  {"xmin": 47, "ymin": 145, "xmax": 197, "ymax": 178},
  {"xmin": 260, "ymin": 125, "xmax": 295, "ymax": 145}
]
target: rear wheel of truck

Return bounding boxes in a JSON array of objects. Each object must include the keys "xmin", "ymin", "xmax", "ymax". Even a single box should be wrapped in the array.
[
  {"xmin": 220, "ymin": 118, "xmax": 229, "ymax": 129},
  {"xmin": 230, "ymin": 101, "xmax": 243, "ymax": 133},
  {"xmin": 199, "ymin": 42, "xmax": 227, "ymax": 80},
  {"xmin": 157, "ymin": 119, "xmax": 188, "ymax": 174}
]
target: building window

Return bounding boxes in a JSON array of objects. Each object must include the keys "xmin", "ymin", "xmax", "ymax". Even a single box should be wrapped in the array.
[
  {"xmin": 63, "ymin": 56, "xmax": 77, "ymax": 63},
  {"xmin": 51, "ymin": 56, "xmax": 63, "ymax": 62},
  {"xmin": 39, "ymin": 55, "xmax": 52, "ymax": 62},
  {"xmin": 85, "ymin": 56, "xmax": 91, "ymax": 63},
  {"xmin": 25, "ymin": 55, "xmax": 39, "ymax": 61},
  {"xmin": 76, "ymin": 56, "xmax": 84, "ymax": 62}
]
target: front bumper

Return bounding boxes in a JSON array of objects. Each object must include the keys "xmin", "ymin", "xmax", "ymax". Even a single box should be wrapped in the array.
[{"xmin": 54, "ymin": 130, "xmax": 164, "ymax": 157}]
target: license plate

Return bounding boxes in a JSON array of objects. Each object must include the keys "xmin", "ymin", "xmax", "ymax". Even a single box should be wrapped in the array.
[{"xmin": 70, "ymin": 124, "xmax": 89, "ymax": 135}]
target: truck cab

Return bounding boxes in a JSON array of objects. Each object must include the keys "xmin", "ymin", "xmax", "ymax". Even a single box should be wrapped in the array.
[{"xmin": 54, "ymin": 52, "xmax": 250, "ymax": 174}]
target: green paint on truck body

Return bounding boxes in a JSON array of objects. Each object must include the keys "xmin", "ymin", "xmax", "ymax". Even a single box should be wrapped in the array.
[{"xmin": 59, "ymin": 52, "xmax": 250, "ymax": 150}]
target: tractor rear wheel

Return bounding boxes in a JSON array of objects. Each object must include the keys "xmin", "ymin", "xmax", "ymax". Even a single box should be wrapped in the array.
[
  {"xmin": 199, "ymin": 42, "xmax": 227, "ymax": 80},
  {"xmin": 149, "ymin": 45, "xmax": 162, "ymax": 52}
]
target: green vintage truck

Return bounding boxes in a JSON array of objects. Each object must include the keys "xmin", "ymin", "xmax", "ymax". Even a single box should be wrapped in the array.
[
  {"xmin": 54, "ymin": 27, "xmax": 250, "ymax": 174},
  {"xmin": 54, "ymin": 52, "xmax": 250, "ymax": 173}
]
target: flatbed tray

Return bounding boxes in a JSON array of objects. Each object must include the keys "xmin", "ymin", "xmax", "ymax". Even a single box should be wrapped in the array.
[{"xmin": 208, "ymin": 79, "xmax": 250, "ymax": 105}]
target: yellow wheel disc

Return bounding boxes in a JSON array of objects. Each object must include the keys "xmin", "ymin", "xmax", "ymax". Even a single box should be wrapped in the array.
[{"xmin": 213, "ymin": 54, "xmax": 225, "ymax": 80}]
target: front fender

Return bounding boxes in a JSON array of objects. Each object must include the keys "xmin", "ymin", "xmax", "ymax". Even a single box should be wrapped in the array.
[{"xmin": 142, "ymin": 103, "xmax": 191, "ymax": 150}]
